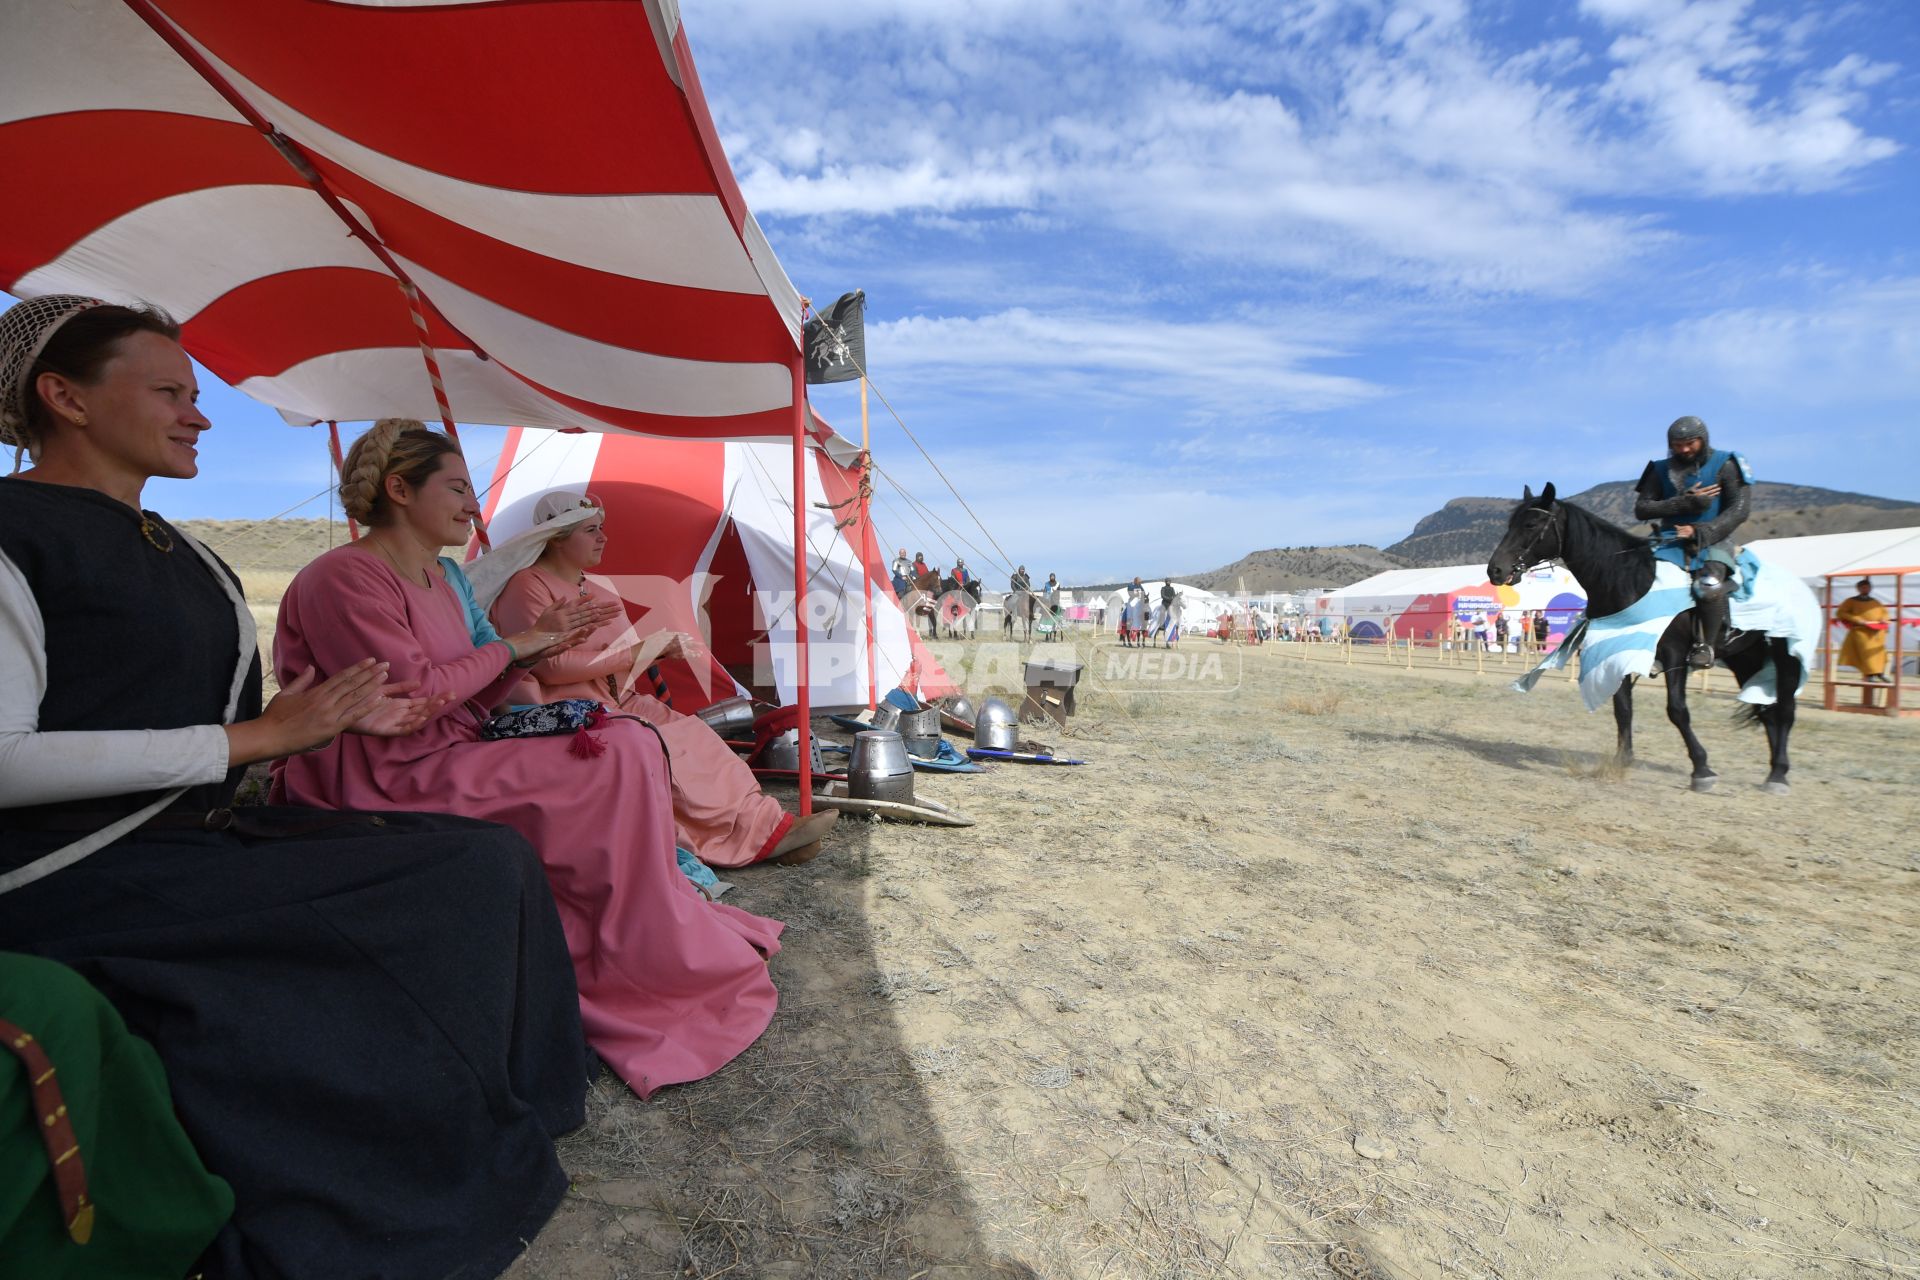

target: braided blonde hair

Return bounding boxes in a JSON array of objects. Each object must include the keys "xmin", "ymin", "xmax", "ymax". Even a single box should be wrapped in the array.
[{"xmin": 339, "ymin": 418, "xmax": 462, "ymax": 526}]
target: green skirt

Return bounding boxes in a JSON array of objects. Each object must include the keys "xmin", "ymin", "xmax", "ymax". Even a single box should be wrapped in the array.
[{"xmin": 1, "ymin": 952, "xmax": 232, "ymax": 1278}]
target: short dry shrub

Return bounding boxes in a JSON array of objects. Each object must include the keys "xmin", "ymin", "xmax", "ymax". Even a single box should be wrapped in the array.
[{"xmin": 1282, "ymin": 691, "xmax": 1345, "ymax": 716}]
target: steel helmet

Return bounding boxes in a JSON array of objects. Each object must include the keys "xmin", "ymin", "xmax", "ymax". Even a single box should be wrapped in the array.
[
  {"xmin": 975, "ymin": 697, "xmax": 1017, "ymax": 751},
  {"xmin": 1667, "ymin": 416, "xmax": 1709, "ymax": 448}
]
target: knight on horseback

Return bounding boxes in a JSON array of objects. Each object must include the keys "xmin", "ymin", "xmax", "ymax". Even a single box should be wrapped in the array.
[{"xmin": 1632, "ymin": 416, "xmax": 1752, "ymax": 671}]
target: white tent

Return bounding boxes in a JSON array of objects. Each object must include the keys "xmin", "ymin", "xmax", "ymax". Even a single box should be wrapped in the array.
[
  {"xmin": 1102, "ymin": 581, "xmax": 1229, "ymax": 631},
  {"xmin": 1746, "ymin": 528, "xmax": 1920, "ymax": 585},
  {"xmin": 1317, "ymin": 563, "xmax": 1586, "ymax": 641}
]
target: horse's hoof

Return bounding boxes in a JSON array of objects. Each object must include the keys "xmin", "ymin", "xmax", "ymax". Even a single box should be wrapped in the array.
[
  {"xmin": 1690, "ymin": 774, "xmax": 1718, "ymax": 793},
  {"xmin": 1762, "ymin": 780, "xmax": 1791, "ymax": 796}
]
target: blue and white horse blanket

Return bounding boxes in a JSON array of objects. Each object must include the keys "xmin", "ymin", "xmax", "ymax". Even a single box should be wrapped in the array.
[{"xmin": 1514, "ymin": 552, "xmax": 1821, "ymax": 712}]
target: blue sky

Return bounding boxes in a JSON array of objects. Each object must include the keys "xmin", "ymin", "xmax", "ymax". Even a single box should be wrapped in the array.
[{"xmin": 34, "ymin": 0, "xmax": 1920, "ymax": 585}]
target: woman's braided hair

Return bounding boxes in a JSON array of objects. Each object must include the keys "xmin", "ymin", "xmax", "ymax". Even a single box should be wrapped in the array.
[{"xmin": 338, "ymin": 418, "xmax": 462, "ymax": 526}]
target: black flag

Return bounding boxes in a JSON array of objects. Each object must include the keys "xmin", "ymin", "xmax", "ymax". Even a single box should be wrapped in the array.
[{"xmin": 804, "ymin": 289, "xmax": 866, "ymax": 384}]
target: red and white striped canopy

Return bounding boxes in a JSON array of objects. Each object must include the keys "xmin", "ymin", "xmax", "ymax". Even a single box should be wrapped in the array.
[{"xmin": 0, "ymin": 0, "xmax": 803, "ymax": 437}]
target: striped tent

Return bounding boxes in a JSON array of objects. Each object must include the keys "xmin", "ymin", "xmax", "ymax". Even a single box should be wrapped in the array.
[
  {"xmin": 2, "ymin": 0, "xmax": 841, "ymax": 799},
  {"xmin": 0, "ymin": 0, "xmax": 803, "ymax": 434},
  {"xmin": 482, "ymin": 419, "xmax": 956, "ymax": 711}
]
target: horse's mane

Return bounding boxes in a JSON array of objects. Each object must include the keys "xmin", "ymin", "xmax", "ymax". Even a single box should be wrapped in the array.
[
  {"xmin": 1553, "ymin": 497, "xmax": 1655, "ymax": 616},
  {"xmin": 1558, "ymin": 498, "xmax": 1647, "ymax": 547}
]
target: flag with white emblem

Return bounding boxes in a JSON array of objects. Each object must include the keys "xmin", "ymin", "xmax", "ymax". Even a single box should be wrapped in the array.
[{"xmin": 804, "ymin": 290, "xmax": 866, "ymax": 385}]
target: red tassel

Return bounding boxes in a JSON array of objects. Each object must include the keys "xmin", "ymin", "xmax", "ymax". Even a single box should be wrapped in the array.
[{"xmin": 569, "ymin": 727, "xmax": 606, "ymax": 759}]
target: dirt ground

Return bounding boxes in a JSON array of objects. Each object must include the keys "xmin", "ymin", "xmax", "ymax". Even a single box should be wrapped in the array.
[{"xmin": 506, "ymin": 633, "xmax": 1918, "ymax": 1280}]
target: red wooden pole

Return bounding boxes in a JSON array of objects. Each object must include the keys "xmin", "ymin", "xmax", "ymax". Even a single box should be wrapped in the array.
[
  {"xmin": 791, "ymin": 353, "xmax": 813, "ymax": 816},
  {"xmin": 326, "ymin": 421, "xmax": 358, "ymax": 541}
]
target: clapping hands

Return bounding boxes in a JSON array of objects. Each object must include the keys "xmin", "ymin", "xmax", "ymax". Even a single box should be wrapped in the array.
[{"xmin": 505, "ymin": 597, "xmax": 621, "ymax": 666}]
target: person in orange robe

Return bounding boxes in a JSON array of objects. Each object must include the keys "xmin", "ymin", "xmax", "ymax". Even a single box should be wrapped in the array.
[
  {"xmin": 1836, "ymin": 578, "xmax": 1890, "ymax": 682},
  {"xmin": 477, "ymin": 492, "xmax": 839, "ymax": 867}
]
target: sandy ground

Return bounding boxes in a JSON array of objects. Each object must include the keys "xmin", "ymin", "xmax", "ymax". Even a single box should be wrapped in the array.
[{"xmin": 494, "ymin": 633, "xmax": 1917, "ymax": 1280}]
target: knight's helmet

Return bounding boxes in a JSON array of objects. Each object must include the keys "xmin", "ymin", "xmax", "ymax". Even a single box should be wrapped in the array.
[{"xmin": 1666, "ymin": 415, "xmax": 1709, "ymax": 450}]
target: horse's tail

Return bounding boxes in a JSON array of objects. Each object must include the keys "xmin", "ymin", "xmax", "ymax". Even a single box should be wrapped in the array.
[{"xmin": 1730, "ymin": 702, "xmax": 1768, "ymax": 729}]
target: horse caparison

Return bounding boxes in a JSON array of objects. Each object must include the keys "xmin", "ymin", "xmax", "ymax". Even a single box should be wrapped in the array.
[{"xmin": 1486, "ymin": 483, "xmax": 1799, "ymax": 795}]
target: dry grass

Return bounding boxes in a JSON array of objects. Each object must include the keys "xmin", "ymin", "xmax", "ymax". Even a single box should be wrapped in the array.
[
  {"xmin": 1283, "ymin": 690, "xmax": 1347, "ymax": 716},
  {"xmin": 1560, "ymin": 750, "xmax": 1630, "ymax": 782},
  {"xmin": 307, "ymin": 623, "xmax": 1916, "ymax": 1280}
]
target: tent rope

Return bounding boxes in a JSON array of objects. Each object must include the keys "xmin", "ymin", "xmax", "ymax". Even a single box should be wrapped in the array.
[
  {"xmin": 870, "ymin": 459, "xmax": 1001, "ymax": 576},
  {"xmin": 737, "ymin": 444, "xmax": 860, "ymax": 637}
]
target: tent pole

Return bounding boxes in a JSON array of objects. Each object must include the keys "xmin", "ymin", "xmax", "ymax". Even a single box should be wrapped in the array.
[
  {"xmin": 791, "ymin": 354, "xmax": 813, "ymax": 817},
  {"xmin": 861, "ymin": 377, "xmax": 877, "ymax": 712},
  {"xmin": 325, "ymin": 422, "xmax": 358, "ymax": 542}
]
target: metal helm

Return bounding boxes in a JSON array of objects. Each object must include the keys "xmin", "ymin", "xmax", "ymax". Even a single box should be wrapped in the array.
[
  {"xmin": 1667, "ymin": 416, "xmax": 1709, "ymax": 448},
  {"xmin": 760, "ymin": 729, "xmax": 826, "ymax": 774},
  {"xmin": 945, "ymin": 695, "xmax": 976, "ymax": 727},
  {"xmin": 975, "ymin": 697, "xmax": 1017, "ymax": 751},
  {"xmin": 848, "ymin": 730, "xmax": 915, "ymax": 804}
]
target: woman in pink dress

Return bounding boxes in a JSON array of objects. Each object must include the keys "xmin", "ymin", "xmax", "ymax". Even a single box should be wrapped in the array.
[
  {"xmin": 274, "ymin": 420, "xmax": 783, "ymax": 1098},
  {"xmin": 475, "ymin": 491, "xmax": 840, "ymax": 868}
]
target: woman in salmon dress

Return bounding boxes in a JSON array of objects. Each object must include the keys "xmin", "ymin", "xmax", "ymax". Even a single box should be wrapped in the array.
[
  {"xmin": 273, "ymin": 420, "xmax": 783, "ymax": 1098},
  {"xmin": 472, "ymin": 491, "xmax": 839, "ymax": 868}
]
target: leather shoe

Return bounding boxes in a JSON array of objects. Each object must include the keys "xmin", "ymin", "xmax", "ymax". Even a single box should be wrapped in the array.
[{"xmin": 770, "ymin": 810, "xmax": 840, "ymax": 864}]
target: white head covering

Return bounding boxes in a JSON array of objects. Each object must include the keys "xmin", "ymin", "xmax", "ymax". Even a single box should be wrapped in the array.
[
  {"xmin": 464, "ymin": 489, "xmax": 604, "ymax": 610},
  {"xmin": 1, "ymin": 294, "xmax": 107, "ymax": 462}
]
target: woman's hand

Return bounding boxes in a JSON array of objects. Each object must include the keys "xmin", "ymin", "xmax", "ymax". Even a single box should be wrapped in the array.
[
  {"xmin": 502, "ymin": 597, "xmax": 621, "ymax": 666},
  {"xmin": 538, "ymin": 597, "xmax": 621, "ymax": 637},
  {"xmin": 647, "ymin": 631, "xmax": 704, "ymax": 663},
  {"xmin": 346, "ymin": 680, "xmax": 451, "ymax": 738},
  {"xmin": 226, "ymin": 659, "xmax": 391, "ymax": 764}
]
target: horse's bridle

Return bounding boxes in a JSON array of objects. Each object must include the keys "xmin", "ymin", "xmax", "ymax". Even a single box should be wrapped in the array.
[{"xmin": 1506, "ymin": 505, "xmax": 1565, "ymax": 582}]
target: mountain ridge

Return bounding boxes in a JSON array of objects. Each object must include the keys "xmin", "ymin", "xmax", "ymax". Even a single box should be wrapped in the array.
[{"xmin": 1173, "ymin": 481, "xmax": 1920, "ymax": 594}]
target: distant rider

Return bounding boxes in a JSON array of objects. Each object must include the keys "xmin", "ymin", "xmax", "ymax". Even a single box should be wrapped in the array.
[{"xmin": 1632, "ymin": 416, "xmax": 1752, "ymax": 670}]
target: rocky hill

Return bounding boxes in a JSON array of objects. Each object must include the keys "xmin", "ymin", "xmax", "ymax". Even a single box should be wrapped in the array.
[
  {"xmin": 179, "ymin": 518, "xmax": 352, "ymax": 574},
  {"xmin": 1178, "ymin": 545, "xmax": 1413, "ymax": 594},
  {"xmin": 1170, "ymin": 480, "xmax": 1920, "ymax": 590},
  {"xmin": 1382, "ymin": 482, "xmax": 1920, "ymax": 567}
]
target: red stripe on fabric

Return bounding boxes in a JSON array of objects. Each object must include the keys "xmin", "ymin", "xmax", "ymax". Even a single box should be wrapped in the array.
[
  {"xmin": 312, "ymin": 161, "xmax": 794, "ymax": 361},
  {"xmin": 670, "ymin": 26, "xmax": 748, "ymax": 233},
  {"xmin": 753, "ymin": 813, "xmax": 795, "ymax": 863},
  {"xmin": 579, "ymin": 435, "xmax": 750, "ymax": 681},
  {"xmin": 479, "ymin": 426, "xmax": 525, "ymax": 525},
  {"xmin": 180, "ymin": 267, "xmax": 469, "ymax": 384},
  {"xmin": 499, "ymin": 367, "xmax": 794, "ymax": 440},
  {"xmin": 157, "ymin": 0, "xmax": 717, "ymax": 193},
  {"xmin": 0, "ymin": 111, "xmax": 292, "ymax": 288},
  {"xmin": 813, "ymin": 441, "xmax": 887, "ymax": 595}
]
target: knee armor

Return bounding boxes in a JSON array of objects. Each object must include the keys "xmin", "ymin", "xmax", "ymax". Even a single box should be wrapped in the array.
[{"xmin": 1692, "ymin": 562, "xmax": 1735, "ymax": 602}]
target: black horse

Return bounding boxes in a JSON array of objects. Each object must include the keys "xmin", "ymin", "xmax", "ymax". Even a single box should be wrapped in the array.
[{"xmin": 1486, "ymin": 483, "xmax": 1800, "ymax": 795}]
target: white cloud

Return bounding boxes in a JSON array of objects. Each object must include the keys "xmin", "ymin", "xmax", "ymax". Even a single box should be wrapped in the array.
[
  {"xmin": 1581, "ymin": 0, "xmax": 1901, "ymax": 192},
  {"xmin": 867, "ymin": 307, "xmax": 1386, "ymax": 413},
  {"xmin": 708, "ymin": 0, "xmax": 1902, "ymax": 295},
  {"xmin": 1603, "ymin": 276, "xmax": 1920, "ymax": 401}
]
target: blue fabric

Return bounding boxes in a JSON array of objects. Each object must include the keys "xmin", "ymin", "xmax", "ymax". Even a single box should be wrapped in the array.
[
  {"xmin": 1514, "ymin": 555, "xmax": 1818, "ymax": 711},
  {"xmin": 676, "ymin": 847, "xmax": 719, "ymax": 893},
  {"xmin": 441, "ymin": 557, "xmax": 504, "ymax": 648},
  {"xmin": 884, "ymin": 688, "xmax": 920, "ymax": 712},
  {"xmin": 1733, "ymin": 547, "xmax": 1763, "ymax": 603},
  {"xmin": 820, "ymin": 735, "xmax": 984, "ymax": 772},
  {"xmin": 1652, "ymin": 447, "xmax": 1734, "ymax": 528},
  {"xmin": 1575, "ymin": 562, "xmax": 1695, "ymax": 705}
]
